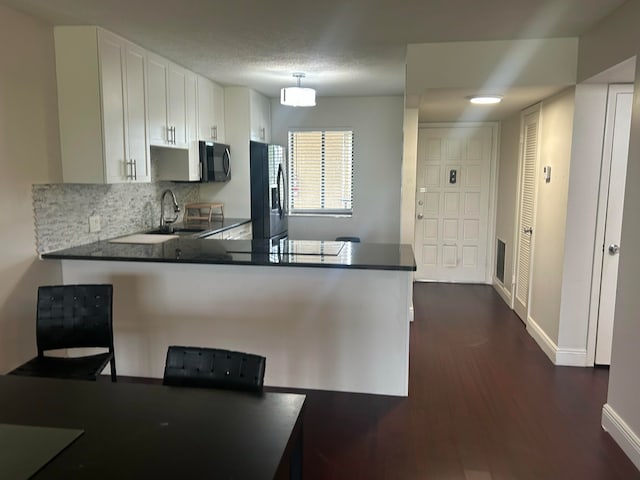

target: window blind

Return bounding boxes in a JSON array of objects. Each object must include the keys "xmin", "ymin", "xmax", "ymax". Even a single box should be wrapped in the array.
[{"xmin": 287, "ymin": 130, "xmax": 353, "ymax": 215}]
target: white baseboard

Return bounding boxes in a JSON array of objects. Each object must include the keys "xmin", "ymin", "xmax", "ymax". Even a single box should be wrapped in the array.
[
  {"xmin": 526, "ymin": 317, "xmax": 558, "ymax": 364},
  {"xmin": 602, "ymin": 403, "xmax": 640, "ymax": 471},
  {"xmin": 493, "ymin": 280, "xmax": 512, "ymax": 307},
  {"xmin": 526, "ymin": 317, "xmax": 589, "ymax": 366},
  {"xmin": 555, "ymin": 347, "xmax": 588, "ymax": 366},
  {"xmin": 527, "ymin": 317, "xmax": 588, "ymax": 366}
]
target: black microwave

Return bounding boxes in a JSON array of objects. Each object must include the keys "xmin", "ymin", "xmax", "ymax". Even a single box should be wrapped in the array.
[{"xmin": 199, "ymin": 141, "xmax": 231, "ymax": 182}]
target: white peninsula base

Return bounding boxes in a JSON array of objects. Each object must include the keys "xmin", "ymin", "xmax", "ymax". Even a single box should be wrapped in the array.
[{"xmin": 61, "ymin": 260, "xmax": 412, "ymax": 396}]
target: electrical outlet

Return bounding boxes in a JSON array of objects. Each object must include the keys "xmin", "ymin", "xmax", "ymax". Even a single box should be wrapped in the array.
[{"xmin": 89, "ymin": 215, "xmax": 101, "ymax": 233}]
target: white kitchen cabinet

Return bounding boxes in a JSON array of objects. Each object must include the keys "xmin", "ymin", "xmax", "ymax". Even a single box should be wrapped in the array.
[
  {"xmin": 123, "ymin": 40, "xmax": 151, "ymax": 182},
  {"xmin": 147, "ymin": 55, "xmax": 169, "ymax": 146},
  {"xmin": 186, "ymin": 72, "xmax": 200, "ymax": 180},
  {"xmin": 148, "ymin": 54, "xmax": 190, "ymax": 148},
  {"xmin": 155, "ymin": 70, "xmax": 200, "ymax": 182},
  {"xmin": 212, "ymin": 82, "xmax": 226, "ymax": 143},
  {"xmin": 250, "ymin": 90, "xmax": 271, "ymax": 143},
  {"xmin": 54, "ymin": 26, "xmax": 149, "ymax": 183},
  {"xmin": 197, "ymin": 75, "xmax": 226, "ymax": 143}
]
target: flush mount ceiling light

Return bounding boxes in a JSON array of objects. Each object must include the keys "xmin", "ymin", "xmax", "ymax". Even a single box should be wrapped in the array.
[
  {"xmin": 280, "ymin": 73, "xmax": 316, "ymax": 107},
  {"xmin": 469, "ymin": 95, "xmax": 503, "ymax": 105}
]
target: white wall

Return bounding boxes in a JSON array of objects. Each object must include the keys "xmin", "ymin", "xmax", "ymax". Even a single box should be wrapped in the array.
[
  {"xmin": 62, "ymin": 260, "xmax": 412, "ymax": 396},
  {"xmin": 494, "ymin": 113, "xmax": 520, "ymax": 298},
  {"xmin": 579, "ymin": 3, "xmax": 640, "ymax": 470},
  {"xmin": 271, "ymin": 96, "xmax": 404, "ymax": 243},
  {"xmin": 0, "ymin": 5, "xmax": 63, "ymax": 373},
  {"xmin": 605, "ymin": 63, "xmax": 640, "ymax": 468},
  {"xmin": 527, "ymin": 88, "xmax": 575, "ymax": 345},
  {"xmin": 400, "ymin": 108, "xmax": 418, "ymax": 245},
  {"xmin": 557, "ymin": 84, "xmax": 608, "ymax": 361},
  {"xmin": 577, "ymin": 1, "xmax": 640, "ymax": 83}
]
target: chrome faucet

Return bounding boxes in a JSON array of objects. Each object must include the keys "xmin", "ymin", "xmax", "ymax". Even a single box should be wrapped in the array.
[{"xmin": 160, "ymin": 189, "xmax": 180, "ymax": 231}]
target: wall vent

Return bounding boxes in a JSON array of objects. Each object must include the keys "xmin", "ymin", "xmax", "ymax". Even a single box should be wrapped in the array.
[{"xmin": 496, "ymin": 239, "xmax": 506, "ymax": 284}]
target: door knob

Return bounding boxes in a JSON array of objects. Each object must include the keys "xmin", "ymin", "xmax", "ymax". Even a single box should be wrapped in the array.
[
  {"xmin": 608, "ymin": 244, "xmax": 620, "ymax": 255},
  {"xmin": 417, "ymin": 213, "xmax": 423, "ymax": 219}
]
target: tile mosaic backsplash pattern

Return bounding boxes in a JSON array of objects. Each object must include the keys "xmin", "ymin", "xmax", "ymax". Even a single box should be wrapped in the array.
[{"xmin": 33, "ymin": 181, "xmax": 200, "ymax": 253}]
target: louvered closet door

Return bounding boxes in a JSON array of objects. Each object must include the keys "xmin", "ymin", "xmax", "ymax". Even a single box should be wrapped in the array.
[{"xmin": 514, "ymin": 106, "xmax": 540, "ymax": 323}]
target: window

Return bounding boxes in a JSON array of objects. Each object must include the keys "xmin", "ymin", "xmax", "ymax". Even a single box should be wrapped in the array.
[{"xmin": 287, "ymin": 129, "xmax": 354, "ymax": 216}]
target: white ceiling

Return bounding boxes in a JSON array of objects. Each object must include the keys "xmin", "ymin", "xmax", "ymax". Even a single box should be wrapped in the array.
[{"xmin": 0, "ymin": 0, "xmax": 631, "ymax": 120}]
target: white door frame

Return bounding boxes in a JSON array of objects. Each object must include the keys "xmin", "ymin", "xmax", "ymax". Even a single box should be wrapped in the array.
[
  {"xmin": 585, "ymin": 84, "xmax": 633, "ymax": 366},
  {"xmin": 512, "ymin": 104, "xmax": 542, "ymax": 323},
  {"xmin": 415, "ymin": 121, "xmax": 499, "ymax": 284}
]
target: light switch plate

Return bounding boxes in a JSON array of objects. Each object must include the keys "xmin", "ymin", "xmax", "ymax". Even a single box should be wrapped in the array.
[{"xmin": 89, "ymin": 215, "xmax": 101, "ymax": 233}]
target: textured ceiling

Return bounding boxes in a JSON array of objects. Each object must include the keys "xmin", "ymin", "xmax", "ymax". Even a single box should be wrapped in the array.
[{"xmin": 0, "ymin": 0, "xmax": 630, "ymax": 120}]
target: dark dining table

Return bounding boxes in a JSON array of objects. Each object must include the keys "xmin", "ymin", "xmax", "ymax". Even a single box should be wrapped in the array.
[{"xmin": 0, "ymin": 374, "xmax": 305, "ymax": 479}]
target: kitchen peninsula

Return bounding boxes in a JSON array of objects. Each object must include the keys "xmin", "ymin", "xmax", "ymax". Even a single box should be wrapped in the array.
[{"xmin": 43, "ymin": 237, "xmax": 416, "ymax": 396}]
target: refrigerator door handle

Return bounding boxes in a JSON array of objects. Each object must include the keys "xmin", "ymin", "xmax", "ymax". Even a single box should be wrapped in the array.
[
  {"xmin": 223, "ymin": 148, "xmax": 231, "ymax": 179},
  {"xmin": 277, "ymin": 163, "xmax": 284, "ymax": 218}
]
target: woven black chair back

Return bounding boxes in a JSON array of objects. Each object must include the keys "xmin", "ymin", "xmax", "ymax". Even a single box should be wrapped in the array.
[
  {"xmin": 36, "ymin": 284, "xmax": 114, "ymax": 355},
  {"xmin": 163, "ymin": 346, "xmax": 266, "ymax": 393}
]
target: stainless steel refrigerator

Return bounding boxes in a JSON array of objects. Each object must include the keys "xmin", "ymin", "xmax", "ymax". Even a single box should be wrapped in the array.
[{"xmin": 250, "ymin": 141, "xmax": 288, "ymax": 240}]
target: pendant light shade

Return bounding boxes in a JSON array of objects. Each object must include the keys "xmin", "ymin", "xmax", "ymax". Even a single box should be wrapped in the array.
[{"xmin": 280, "ymin": 73, "xmax": 316, "ymax": 107}]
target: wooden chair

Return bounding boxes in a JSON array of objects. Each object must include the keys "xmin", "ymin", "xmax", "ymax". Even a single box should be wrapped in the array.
[
  {"xmin": 163, "ymin": 346, "xmax": 265, "ymax": 393},
  {"xmin": 10, "ymin": 284, "xmax": 116, "ymax": 382}
]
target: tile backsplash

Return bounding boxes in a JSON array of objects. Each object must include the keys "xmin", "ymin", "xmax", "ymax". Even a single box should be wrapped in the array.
[{"xmin": 33, "ymin": 181, "xmax": 200, "ymax": 253}]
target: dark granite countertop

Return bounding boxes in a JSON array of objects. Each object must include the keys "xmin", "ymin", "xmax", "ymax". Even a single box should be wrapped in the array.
[{"xmin": 41, "ymin": 237, "xmax": 416, "ymax": 272}]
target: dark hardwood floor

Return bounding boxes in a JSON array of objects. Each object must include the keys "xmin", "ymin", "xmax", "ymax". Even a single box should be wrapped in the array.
[
  {"xmin": 284, "ymin": 283, "xmax": 640, "ymax": 479},
  {"xmin": 122, "ymin": 283, "xmax": 640, "ymax": 479}
]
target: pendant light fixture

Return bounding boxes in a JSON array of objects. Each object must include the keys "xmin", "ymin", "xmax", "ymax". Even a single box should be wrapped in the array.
[{"xmin": 280, "ymin": 73, "xmax": 316, "ymax": 107}]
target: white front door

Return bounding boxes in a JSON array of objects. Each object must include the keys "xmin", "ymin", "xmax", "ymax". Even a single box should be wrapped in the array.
[
  {"xmin": 514, "ymin": 105, "xmax": 541, "ymax": 323},
  {"xmin": 413, "ymin": 125, "xmax": 494, "ymax": 283},
  {"xmin": 595, "ymin": 85, "xmax": 633, "ymax": 365}
]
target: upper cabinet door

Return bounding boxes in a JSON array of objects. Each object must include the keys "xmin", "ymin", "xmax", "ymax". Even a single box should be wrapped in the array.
[
  {"xmin": 147, "ymin": 54, "xmax": 169, "ymax": 146},
  {"xmin": 197, "ymin": 75, "xmax": 226, "ymax": 143},
  {"xmin": 168, "ymin": 63, "xmax": 188, "ymax": 148},
  {"xmin": 124, "ymin": 43, "xmax": 150, "ymax": 182},
  {"xmin": 148, "ymin": 57, "xmax": 189, "ymax": 149},
  {"xmin": 250, "ymin": 90, "xmax": 270, "ymax": 143},
  {"xmin": 197, "ymin": 75, "xmax": 215, "ymax": 141},
  {"xmin": 97, "ymin": 30, "xmax": 127, "ymax": 183},
  {"xmin": 212, "ymin": 82, "xmax": 226, "ymax": 143},
  {"xmin": 186, "ymin": 72, "xmax": 200, "ymax": 181}
]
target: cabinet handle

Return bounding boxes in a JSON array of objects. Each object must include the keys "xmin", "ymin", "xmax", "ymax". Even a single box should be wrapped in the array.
[
  {"xmin": 125, "ymin": 159, "xmax": 134, "ymax": 180},
  {"xmin": 212, "ymin": 126, "xmax": 217, "ymax": 140},
  {"xmin": 260, "ymin": 126, "xmax": 265, "ymax": 140},
  {"xmin": 133, "ymin": 159, "xmax": 137, "ymax": 180}
]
